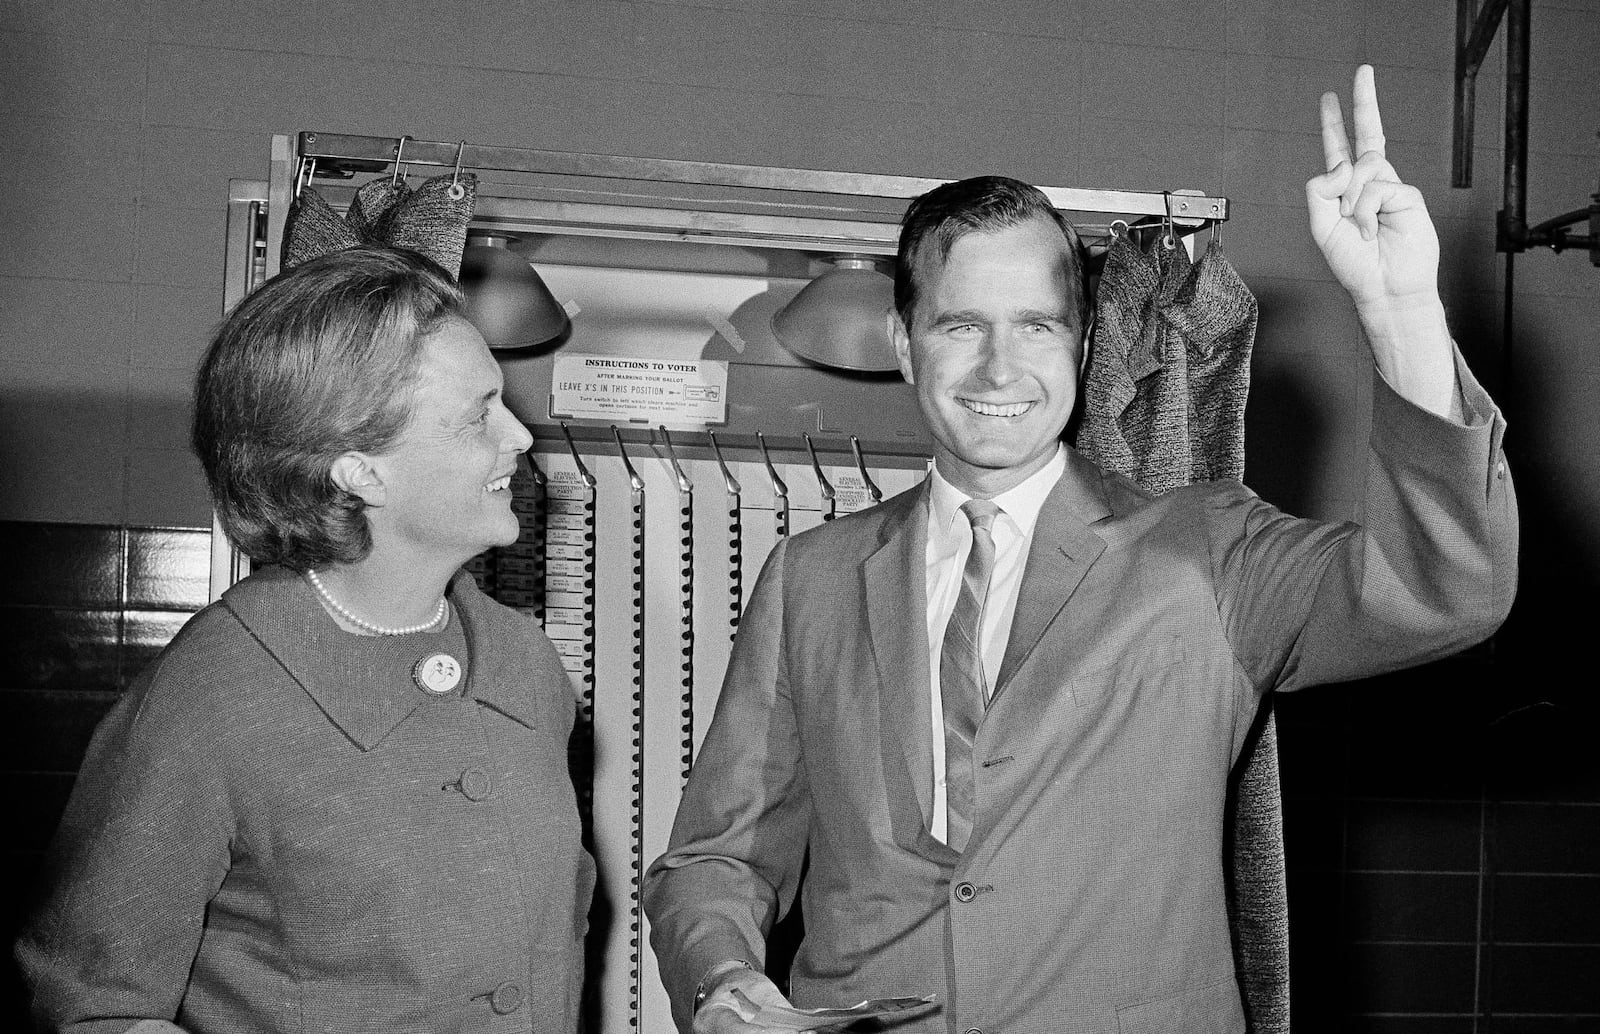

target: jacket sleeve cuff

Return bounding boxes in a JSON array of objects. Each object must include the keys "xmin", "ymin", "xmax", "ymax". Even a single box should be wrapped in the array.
[{"xmin": 1371, "ymin": 343, "xmax": 1508, "ymax": 492}]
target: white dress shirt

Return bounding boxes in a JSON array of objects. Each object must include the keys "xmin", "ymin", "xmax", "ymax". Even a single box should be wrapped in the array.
[{"xmin": 923, "ymin": 445, "xmax": 1067, "ymax": 843}]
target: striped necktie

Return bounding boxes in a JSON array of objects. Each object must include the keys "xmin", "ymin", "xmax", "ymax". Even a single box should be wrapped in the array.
[{"xmin": 941, "ymin": 498, "xmax": 1001, "ymax": 852}]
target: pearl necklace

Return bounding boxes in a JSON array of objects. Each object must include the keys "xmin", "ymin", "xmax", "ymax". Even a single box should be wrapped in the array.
[{"xmin": 305, "ymin": 568, "xmax": 447, "ymax": 636}]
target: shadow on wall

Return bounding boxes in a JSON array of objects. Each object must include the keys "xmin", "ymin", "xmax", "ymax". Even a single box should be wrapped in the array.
[
  {"xmin": 1446, "ymin": 242, "xmax": 1599, "ymax": 769},
  {"xmin": 1244, "ymin": 357, "xmax": 1332, "ymax": 522},
  {"xmin": 0, "ymin": 385, "xmax": 211, "ymax": 526},
  {"xmin": 1493, "ymin": 337, "xmax": 1599, "ymax": 742}
]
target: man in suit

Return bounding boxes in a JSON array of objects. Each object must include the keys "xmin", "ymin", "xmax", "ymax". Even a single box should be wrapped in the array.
[{"xmin": 643, "ymin": 66, "xmax": 1517, "ymax": 1034}]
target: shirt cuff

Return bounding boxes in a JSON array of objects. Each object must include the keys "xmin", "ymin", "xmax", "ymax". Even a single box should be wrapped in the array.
[{"xmin": 693, "ymin": 959, "xmax": 754, "ymax": 1015}]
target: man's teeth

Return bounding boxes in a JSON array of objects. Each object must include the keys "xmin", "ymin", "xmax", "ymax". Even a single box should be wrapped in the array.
[
  {"xmin": 962, "ymin": 399, "xmax": 1033, "ymax": 417},
  {"xmin": 485, "ymin": 475, "xmax": 512, "ymax": 492}
]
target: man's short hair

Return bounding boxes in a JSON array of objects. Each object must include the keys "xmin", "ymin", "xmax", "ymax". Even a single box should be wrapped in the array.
[
  {"xmin": 191, "ymin": 246, "xmax": 466, "ymax": 571},
  {"xmin": 894, "ymin": 175, "xmax": 1089, "ymax": 332}
]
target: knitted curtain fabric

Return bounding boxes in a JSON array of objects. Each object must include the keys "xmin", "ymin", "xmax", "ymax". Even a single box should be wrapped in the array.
[
  {"xmin": 1080, "ymin": 233, "xmax": 1189, "ymax": 494},
  {"xmin": 1079, "ymin": 233, "xmax": 1256, "ymax": 489},
  {"xmin": 282, "ymin": 172, "xmax": 479, "ymax": 277},
  {"xmin": 1080, "ymin": 232, "xmax": 1286, "ymax": 1034}
]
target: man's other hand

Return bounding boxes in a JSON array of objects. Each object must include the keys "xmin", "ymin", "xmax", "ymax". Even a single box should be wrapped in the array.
[{"xmin": 695, "ymin": 967, "xmax": 811, "ymax": 1034}]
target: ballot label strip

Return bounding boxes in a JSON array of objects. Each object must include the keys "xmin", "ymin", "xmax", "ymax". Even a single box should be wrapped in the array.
[
  {"xmin": 616, "ymin": 440, "xmax": 647, "ymax": 1034},
  {"xmin": 675, "ymin": 479, "xmax": 695, "ymax": 785}
]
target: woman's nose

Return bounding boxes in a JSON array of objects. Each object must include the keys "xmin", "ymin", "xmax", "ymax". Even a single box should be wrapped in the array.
[{"xmin": 502, "ymin": 410, "xmax": 535, "ymax": 452}]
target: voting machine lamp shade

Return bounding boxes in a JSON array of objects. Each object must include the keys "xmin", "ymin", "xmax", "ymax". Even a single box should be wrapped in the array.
[
  {"xmin": 458, "ymin": 233, "xmax": 570, "ymax": 350},
  {"xmin": 770, "ymin": 254, "xmax": 900, "ymax": 373}
]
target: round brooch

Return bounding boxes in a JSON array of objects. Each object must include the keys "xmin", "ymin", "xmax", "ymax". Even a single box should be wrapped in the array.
[{"xmin": 413, "ymin": 653, "xmax": 462, "ymax": 695}]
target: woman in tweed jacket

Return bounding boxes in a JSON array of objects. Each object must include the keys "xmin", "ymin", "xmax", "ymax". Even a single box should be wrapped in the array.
[{"xmin": 16, "ymin": 247, "xmax": 595, "ymax": 1034}]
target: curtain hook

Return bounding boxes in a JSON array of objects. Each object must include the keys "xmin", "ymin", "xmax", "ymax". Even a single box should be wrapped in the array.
[
  {"xmin": 1160, "ymin": 191, "xmax": 1178, "ymax": 252},
  {"xmin": 294, "ymin": 156, "xmax": 317, "ymax": 200},
  {"xmin": 448, "ymin": 140, "xmax": 468, "ymax": 200},
  {"xmin": 390, "ymin": 135, "xmax": 412, "ymax": 188}
]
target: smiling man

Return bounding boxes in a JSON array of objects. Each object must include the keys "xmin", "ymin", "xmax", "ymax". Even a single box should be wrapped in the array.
[
  {"xmin": 644, "ymin": 67, "xmax": 1518, "ymax": 1034},
  {"xmin": 890, "ymin": 186, "xmax": 1089, "ymax": 499}
]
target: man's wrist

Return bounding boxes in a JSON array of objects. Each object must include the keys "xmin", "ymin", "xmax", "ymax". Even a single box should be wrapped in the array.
[
  {"xmin": 693, "ymin": 959, "xmax": 753, "ymax": 1014},
  {"xmin": 1356, "ymin": 296, "xmax": 1459, "ymax": 420},
  {"xmin": 1354, "ymin": 291, "xmax": 1446, "ymax": 346}
]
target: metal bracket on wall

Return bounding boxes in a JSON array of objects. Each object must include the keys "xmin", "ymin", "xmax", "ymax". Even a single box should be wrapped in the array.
[
  {"xmin": 1453, "ymin": 0, "xmax": 1600, "ymax": 264},
  {"xmin": 1452, "ymin": 0, "xmax": 1512, "ymax": 189}
]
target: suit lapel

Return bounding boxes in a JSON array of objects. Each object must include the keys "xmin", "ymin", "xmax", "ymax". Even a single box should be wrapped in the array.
[
  {"xmin": 993, "ymin": 451, "xmax": 1112, "ymax": 701},
  {"xmin": 864, "ymin": 483, "xmax": 935, "ymax": 830}
]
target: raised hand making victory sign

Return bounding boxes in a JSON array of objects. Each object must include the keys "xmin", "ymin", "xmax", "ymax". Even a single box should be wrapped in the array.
[{"xmin": 1307, "ymin": 64, "xmax": 1459, "ymax": 419}]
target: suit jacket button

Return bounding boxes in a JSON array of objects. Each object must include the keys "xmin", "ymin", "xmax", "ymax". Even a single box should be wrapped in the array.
[
  {"xmin": 964, "ymin": 1027, "xmax": 983, "ymax": 1034},
  {"xmin": 490, "ymin": 981, "xmax": 523, "ymax": 1014},
  {"xmin": 954, "ymin": 881, "xmax": 977, "ymax": 903},
  {"xmin": 458, "ymin": 767, "xmax": 493, "ymax": 800}
]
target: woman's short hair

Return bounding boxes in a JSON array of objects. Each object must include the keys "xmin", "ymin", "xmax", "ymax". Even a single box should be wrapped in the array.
[
  {"xmin": 894, "ymin": 175, "xmax": 1089, "ymax": 333},
  {"xmin": 191, "ymin": 246, "xmax": 466, "ymax": 571}
]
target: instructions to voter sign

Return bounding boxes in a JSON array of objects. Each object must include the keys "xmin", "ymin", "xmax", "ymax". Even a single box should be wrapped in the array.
[{"xmin": 550, "ymin": 353, "xmax": 730, "ymax": 427}]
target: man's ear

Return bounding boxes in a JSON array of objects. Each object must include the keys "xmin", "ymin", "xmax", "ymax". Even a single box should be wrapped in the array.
[
  {"xmin": 888, "ymin": 310, "xmax": 915, "ymax": 384},
  {"xmin": 330, "ymin": 452, "xmax": 385, "ymax": 508}
]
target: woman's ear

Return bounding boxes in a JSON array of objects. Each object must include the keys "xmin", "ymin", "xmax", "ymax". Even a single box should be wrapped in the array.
[
  {"xmin": 330, "ymin": 452, "xmax": 385, "ymax": 508},
  {"xmin": 1078, "ymin": 310, "xmax": 1096, "ymax": 377}
]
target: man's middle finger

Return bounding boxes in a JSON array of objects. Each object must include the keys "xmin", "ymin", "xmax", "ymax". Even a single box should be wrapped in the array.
[{"xmin": 1351, "ymin": 64, "xmax": 1387, "ymax": 159}]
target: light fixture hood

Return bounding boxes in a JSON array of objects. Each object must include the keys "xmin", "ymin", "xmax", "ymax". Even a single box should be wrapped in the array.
[
  {"xmin": 458, "ymin": 233, "xmax": 570, "ymax": 350},
  {"xmin": 770, "ymin": 254, "xmax": 899, "ymax": 373}
]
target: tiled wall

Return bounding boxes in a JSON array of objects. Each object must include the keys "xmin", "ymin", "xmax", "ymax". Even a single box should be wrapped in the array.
[
  {"xmin": 1, "ymin": 520, "xmax": 212, "ymax": 1030},
  {"xmin": 2, "ymin": 0, "xmax": 1598, "ymax": 1029},
  {"xmin": 1276, "ymin": 655, "xmax": 1600, "ymax": 1031}
]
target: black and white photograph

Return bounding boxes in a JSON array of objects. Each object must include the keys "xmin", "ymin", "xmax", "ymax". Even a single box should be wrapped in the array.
[{"xmin": 2, "ymin": 1, "xmax": 1595, "ymax": 1031}]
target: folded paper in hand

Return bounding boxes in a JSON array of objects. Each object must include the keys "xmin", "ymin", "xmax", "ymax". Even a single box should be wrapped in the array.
[{"xmin": 729, "ymin": 988, "xmax": 938, "ymax": 1030}]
